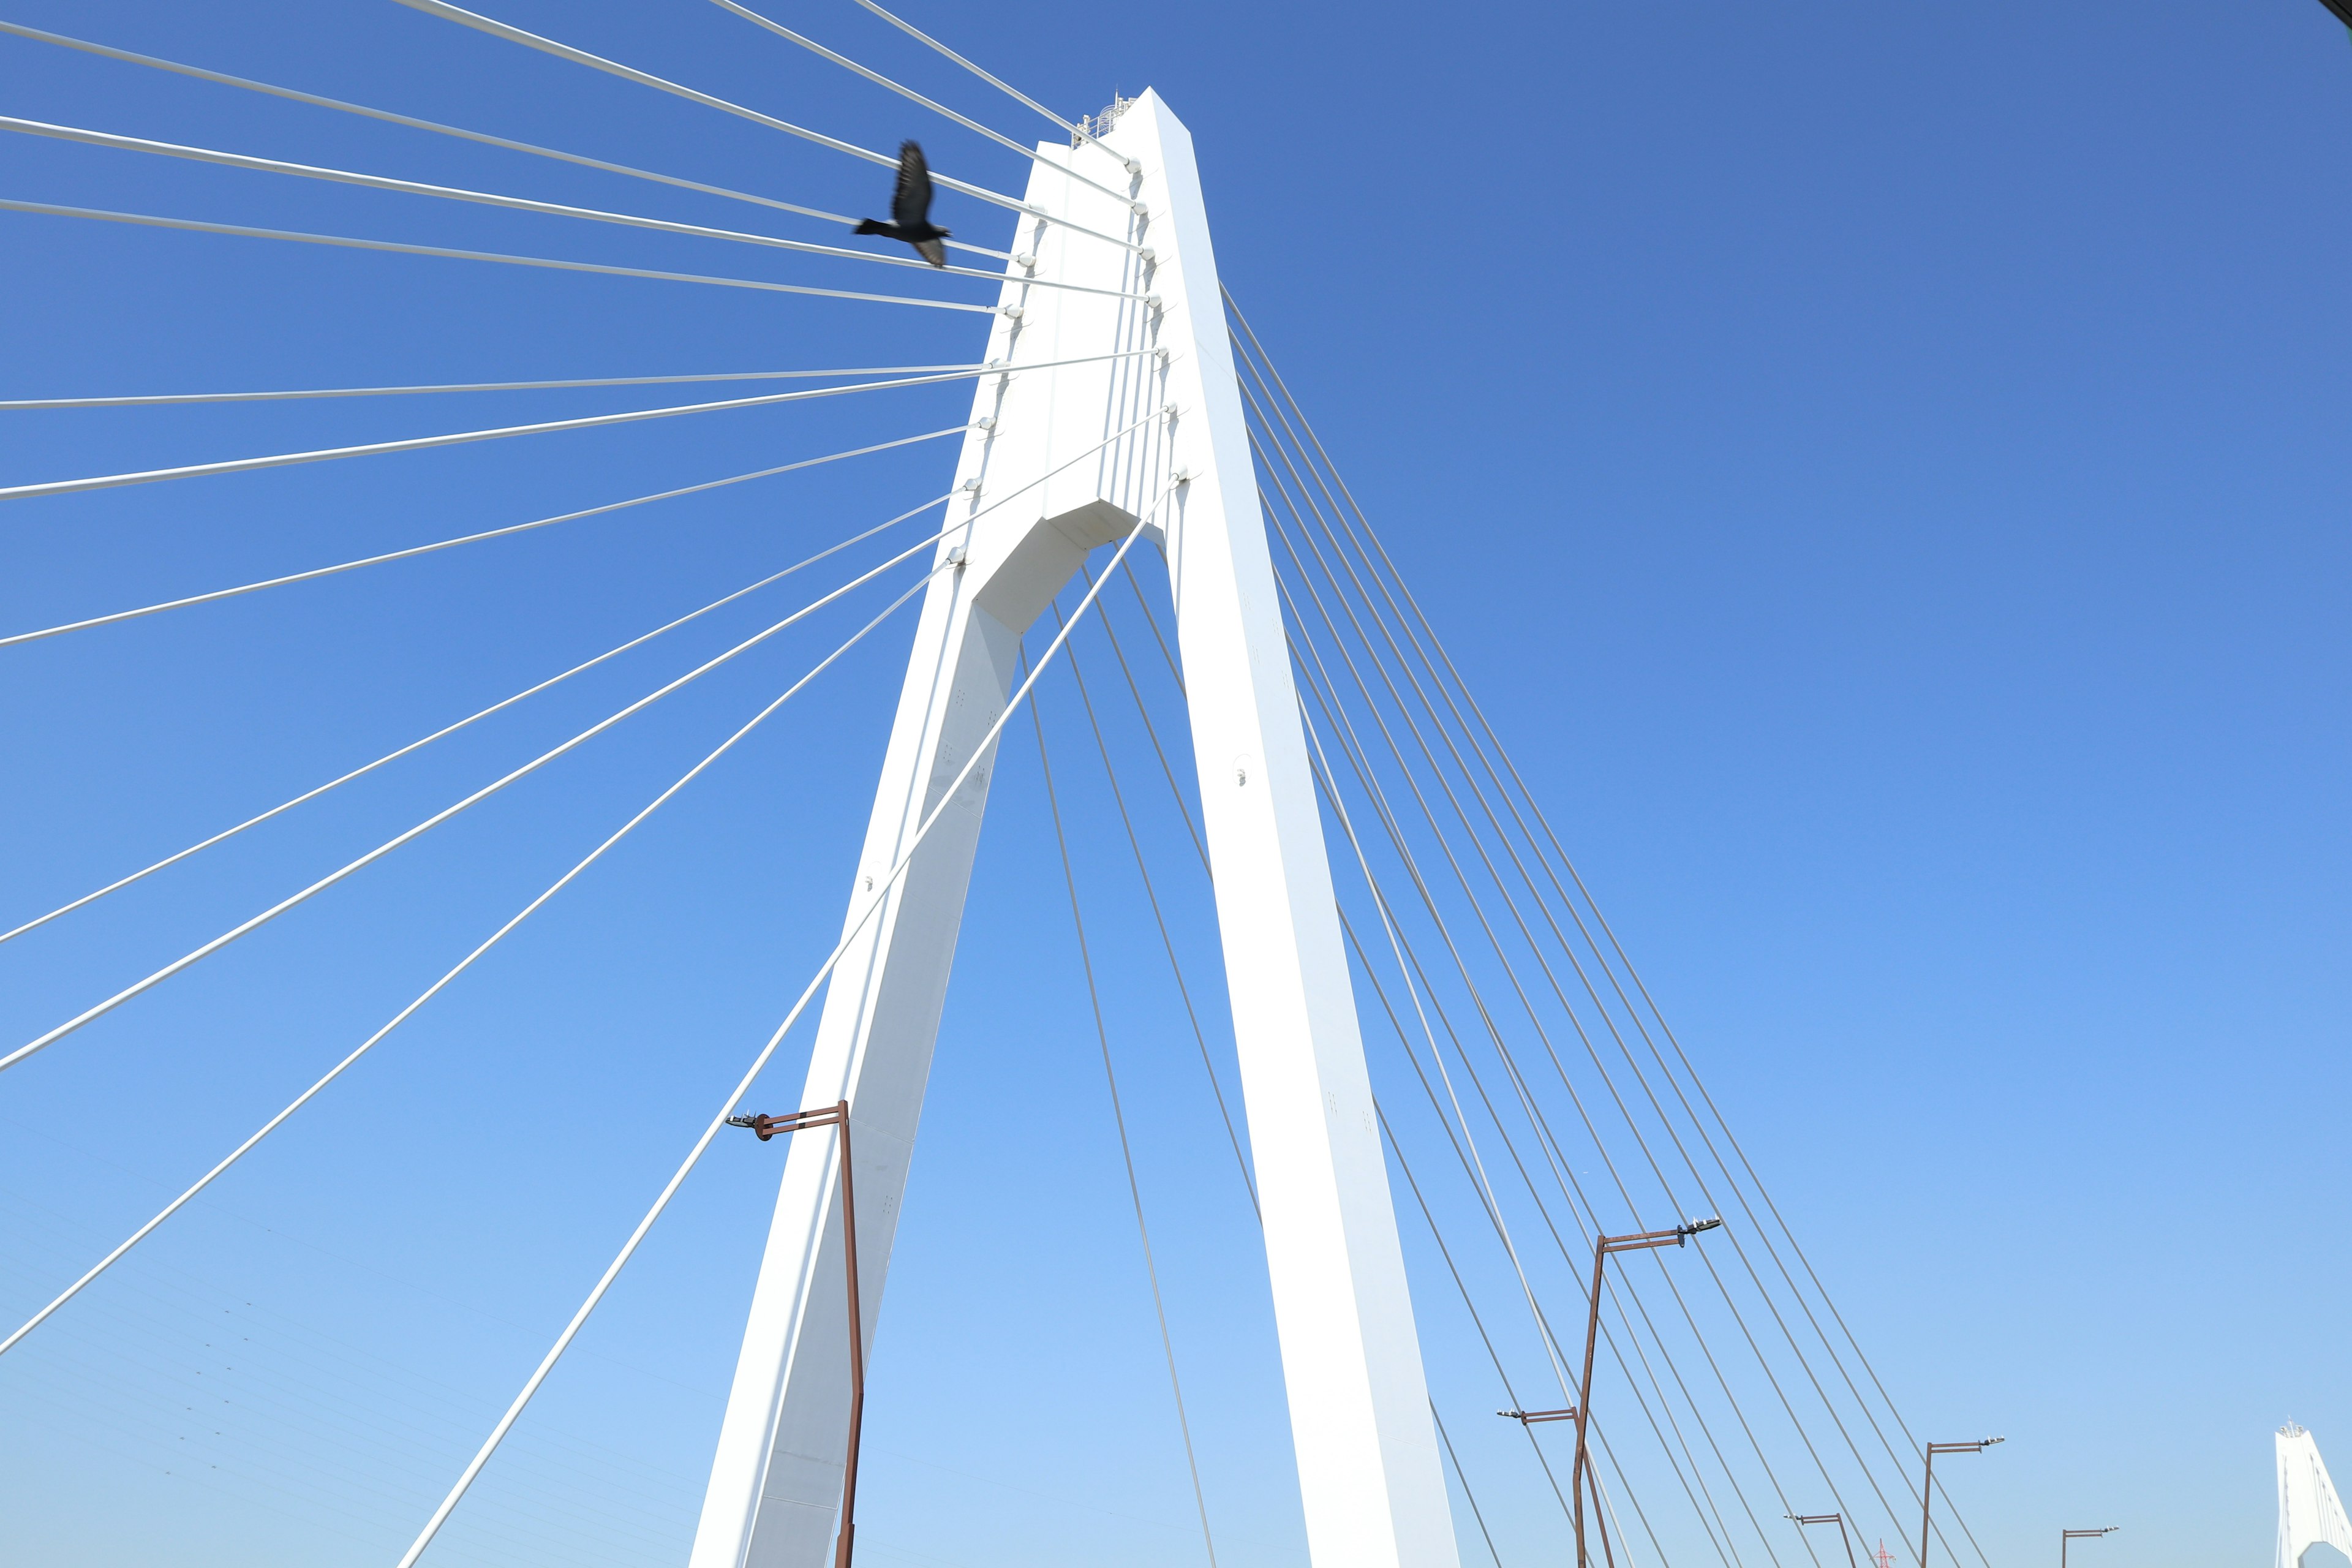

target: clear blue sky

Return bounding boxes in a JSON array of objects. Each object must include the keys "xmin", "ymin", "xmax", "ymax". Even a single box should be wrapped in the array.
[{"xmin": 0, "ymin": 4, "xmax": 2345, "ymax": 1568}]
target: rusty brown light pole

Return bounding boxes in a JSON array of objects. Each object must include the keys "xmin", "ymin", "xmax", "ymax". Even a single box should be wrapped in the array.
[
  {"xmin": 1921, "ymin": 1438, "xmax": 2002, "ymax": 1568},
  {"xmin": 2062, "ymin": 1525, "xmax": 2119, "ymax": 1568},
  {"xmin": 728, "ymin": 1101, "xmax": 865, "ymax": 1568},
  {"xmin": 1569, "ymin": 1218, "xmax": 1721, "ymax": 1568},
  {"xmin": 1791, "ymin": 1512, "xmax": 1860, "ymax": 1568}
]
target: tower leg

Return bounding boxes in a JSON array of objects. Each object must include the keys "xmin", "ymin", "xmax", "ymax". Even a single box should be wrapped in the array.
[
  {"xmin": 1112, "ymin": 96, "xmax": 1463, "ymax": 1568},
  {"xmin": 684, "ymin": 488, "xmax": 1131, "ymax": 1568}
]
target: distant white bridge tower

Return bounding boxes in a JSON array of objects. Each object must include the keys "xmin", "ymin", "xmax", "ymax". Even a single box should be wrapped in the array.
[{"xmin": 2278, "ymin": 1425, "xmax": 2352, "ymax": 1568}]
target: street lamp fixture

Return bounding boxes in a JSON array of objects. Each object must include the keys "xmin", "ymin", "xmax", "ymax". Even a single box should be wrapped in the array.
[
  {"xmin": 726, "ymin": 1101, "xmax": 865, "ymax": 1568},
  {"xmin": 2062, "ymin": 1526, "xmax": 2119, "ymax": 1568},
  {"xmin": 1921, "ymin": 1438, "xmax": 2003, "ymax": 1568},
  {"xmin": 1566, "ymin": 1219, "xmax": 1722, "ymax": 1568},
  {"xmin": 1791, "ymin": 1512, "xmax": 1860, "ymax": 1568}
]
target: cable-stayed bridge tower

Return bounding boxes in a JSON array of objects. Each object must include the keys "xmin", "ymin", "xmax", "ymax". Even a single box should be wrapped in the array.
[
  {"xmin": 687, "ymin": 89, "xmax": 1460, "ymax": 1568},
  {"xmin": 0, "ymin": 10, "xmax": 2013, "ymax": 1568},
  {"xmin": 2280, "ymin": 1424, "xmax": 2352, "ymax": 1568}
]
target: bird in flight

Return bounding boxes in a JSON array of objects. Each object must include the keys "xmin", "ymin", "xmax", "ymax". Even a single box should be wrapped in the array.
[{"xmin": 855, "ymin": 140, "xmax": 951, "ymax": 267}]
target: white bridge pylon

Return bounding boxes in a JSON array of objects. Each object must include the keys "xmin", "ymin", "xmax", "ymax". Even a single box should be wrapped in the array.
[
  {"xmin": 2280, "ymin": 1424, "xmax": 2352, "ymax": 1568},
  {"xmin": 686, "ymin": 93, "xmax": 1463, "ymax": 1568}
]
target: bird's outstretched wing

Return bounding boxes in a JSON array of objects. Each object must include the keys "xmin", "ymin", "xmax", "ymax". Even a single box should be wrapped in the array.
[
  {"xmin": 913, "ymin": 237, "xmax": 946, "ymax": 268},
  {"xmin": 892, "ymin": 141, "xmax": 933, "ymax": 229}
]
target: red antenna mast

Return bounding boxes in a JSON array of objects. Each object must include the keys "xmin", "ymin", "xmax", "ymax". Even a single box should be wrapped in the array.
[{"xmin": 1873, "ymin": 1542, "xmax": 1898, "ymax": 1568}]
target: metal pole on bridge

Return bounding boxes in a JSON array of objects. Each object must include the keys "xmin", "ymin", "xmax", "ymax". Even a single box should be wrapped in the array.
[
  {"xmin": 1921, "ymin": 1438, "xmax": 2003, "ymax": 1568},
  {"xmin": 2061, "ymin": 1525, "xmax": 2119, "ymax": 1568},
  {"xmin": 1792, "ymin": 1512, "xmax": 1860, "ymax": 1568},
  {"xmin": 726, "ymin": 1103, "xmax": 867, "ymax": 1568},
  {"xmin": 1572, "ymin": 1219, "xmax": 1719, "ymax": 1568}
]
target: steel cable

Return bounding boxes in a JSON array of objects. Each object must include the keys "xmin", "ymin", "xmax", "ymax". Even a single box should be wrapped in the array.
[
  {"xmin": 704, "ymin": 0, "xmax": 1139, "ymax": 206},
  {"xmin": 1295, "ymin": 631, "xmax": 1796, "ymax": 1568},
  {"xmin": 1049, "ymin": 603, "xmax": 1256, "ymax": 1218},
  {"xmin": 1030, "ymin": 658, "xmax": 1221, "ymax": 1568},
  {"xmin": 0, "ymin": 117, "xmax": 1145, "ymax": 296},
  {"xmin": 0, "ymin": 364, "xmax": 988, "ymax": 412},
  {"xmin": 1228, "ymin": 293, "xmax": 1991, "ymax": 1568},
  {"xmin": 0, "ymin": 432, "xmax": 962, "ymax": 654},
  {"xmin": 386, "ymin": 474, "xmax": 1177, "ymax": 1568},
  {"xmin": 0, "ymin": 364, "xmax": 996, "ymax": 502},
  {"xmin": 0, "ymin": 19, "xmax": 1013, "ymax": 262},
  {"xmin": 0, "ymin": 530, "xmax": 951, "ymax": 1077},
  {"xmin": 1098, "ymin": 523, "xmax": 1721, "ymax": 1568},
  {"xmin": 1305, "ymin": 667, "xmax": 1734, "ymax": 1568},
  {"xmin": 841, "ymin": 0, "xmax": 1121, "ymax": 162},
  {"xmin": 1, "ymin": 401, "xmax": 1167, "ymax": 956},
  {"xmin": 0, "ymin": 482, "xmax": 956, "ymax": 944},
  {"xmin": 1233, "ymin": 354, "xmax": 1925, "ymax": 1554},
  {"xmin": 0, "ymin": 199, "xmax": 1006, "ymax": 317},
  {"xmin": 1230, "ymin": 352, "xmax": 1934, "ymax": 1559},
  {"xmin": 0, "ymin": 565, "xmax": 946, "ymax": 1363},
  {"xmin": 1268, "ymin": 428, "xmax": 1847, "ymax": 1568},
  {"xmin": 390, "ymin": 0, "xmax": 1150, "ymax": 255},
  {"xmin": 1079, "ymin": 546, "xmax": 1623, "ymax": 1564},
  {"xmin": 0, "ymin": 350, "xmax": 1152, "ymax": 505}
]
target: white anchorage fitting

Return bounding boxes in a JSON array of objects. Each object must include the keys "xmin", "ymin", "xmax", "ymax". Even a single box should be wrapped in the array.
[
  {"xmin": 687, "ymin": 91, "xmax": 1461, "ymax": 1568},
  {"xmin": 2279, "ymin": 1424, "xmax": 2352, "ymax": 1568}
]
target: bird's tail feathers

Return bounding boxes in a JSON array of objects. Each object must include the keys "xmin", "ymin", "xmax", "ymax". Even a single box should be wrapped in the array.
[{"xmin": 853, "ymin": 219, "xmax": 888, "ymax": 236}]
